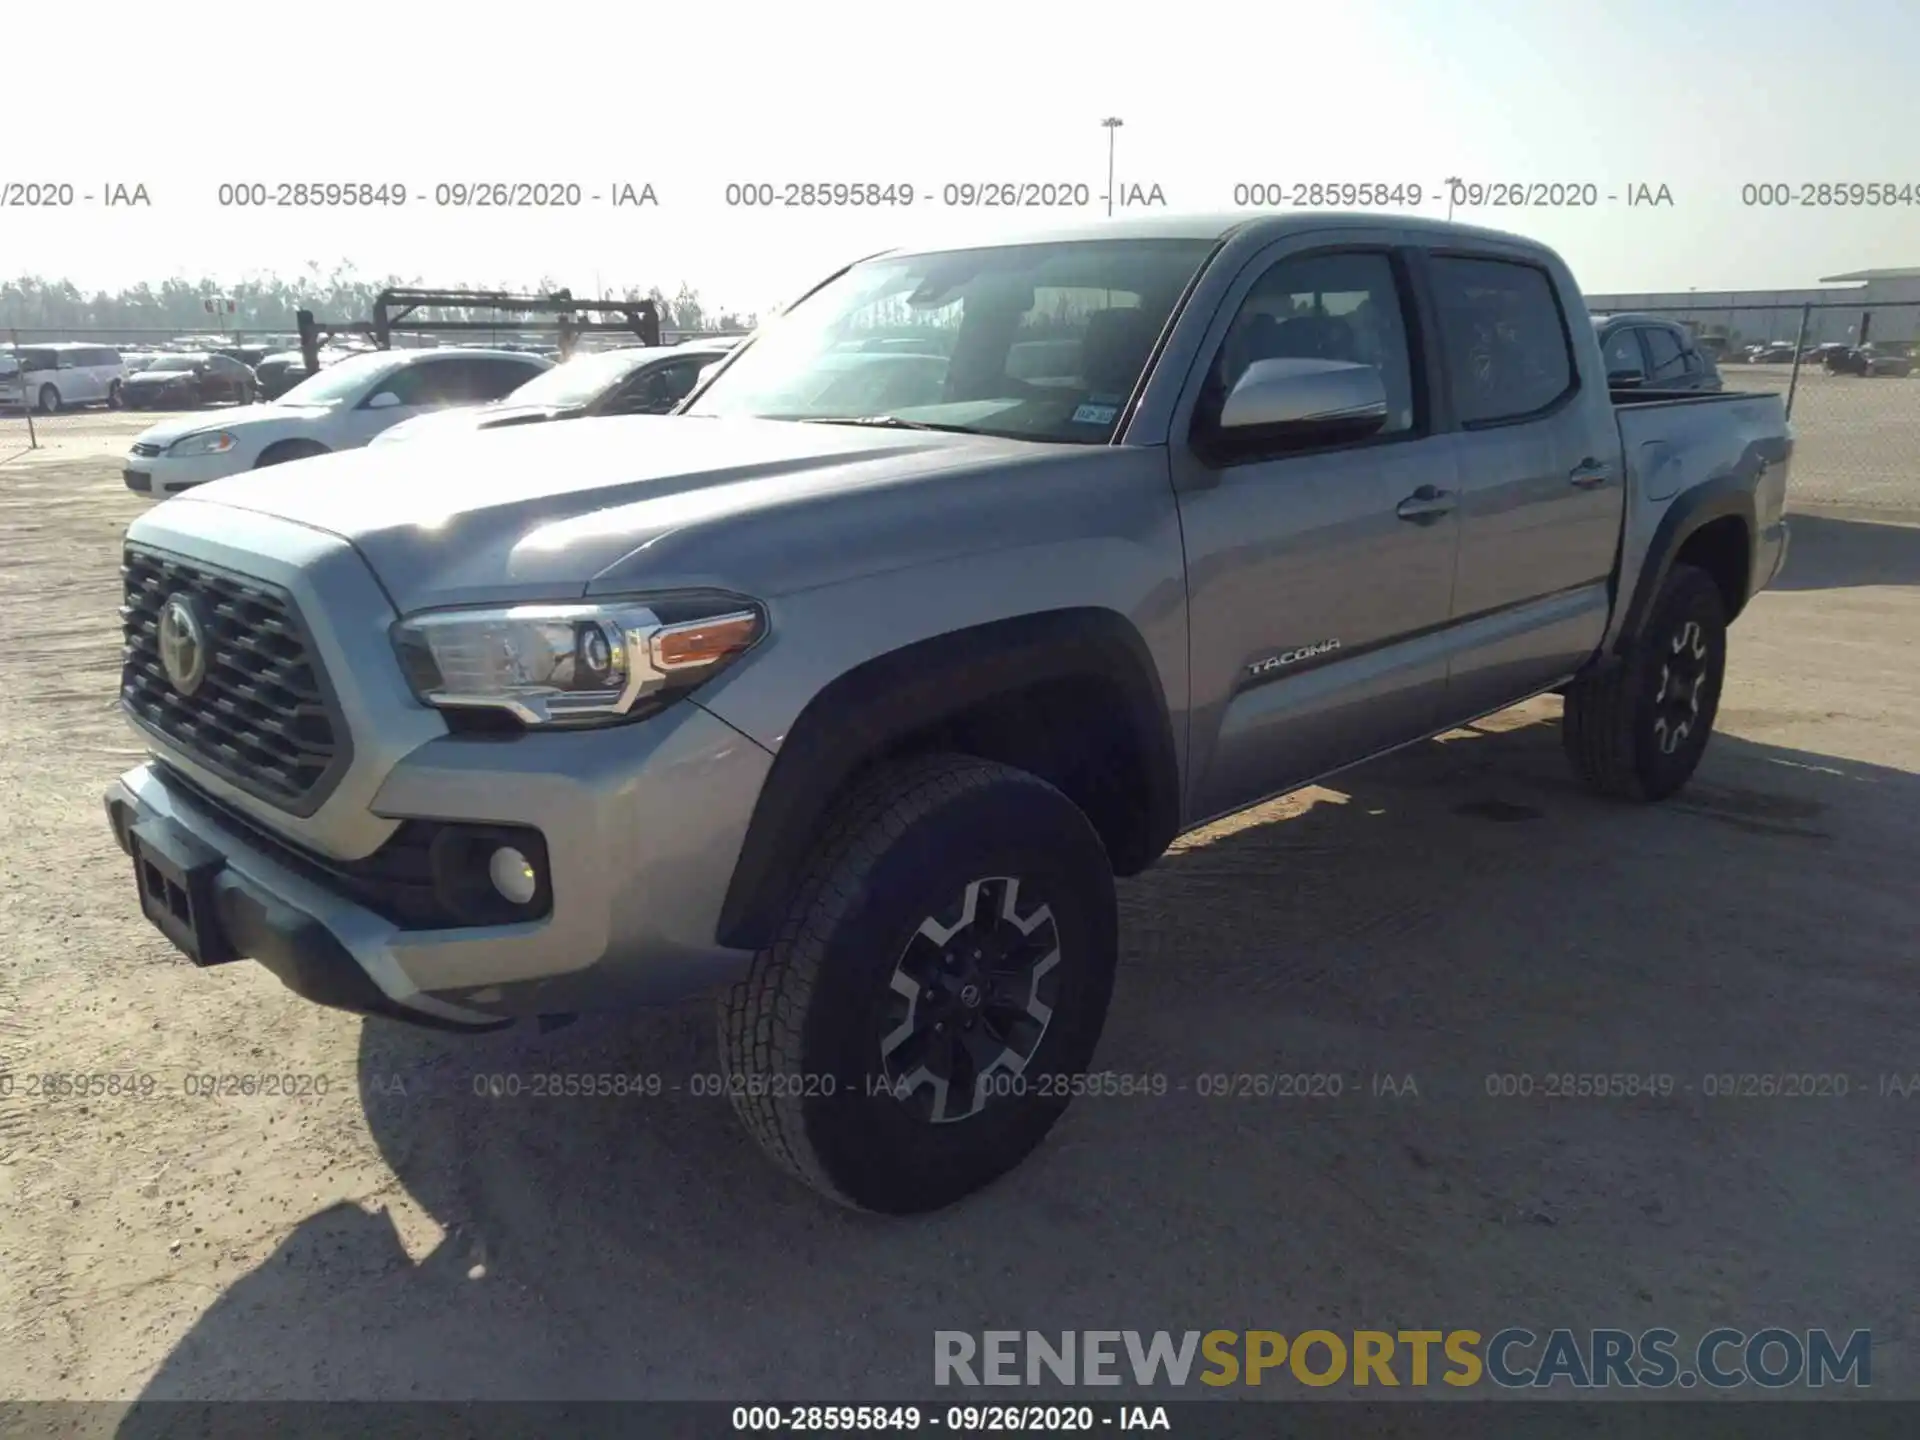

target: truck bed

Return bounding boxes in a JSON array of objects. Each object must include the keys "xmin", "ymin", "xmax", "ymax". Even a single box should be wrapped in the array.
[{"xmin": 1601, "ymin": 386, "xmax": 1792, "ymax": 653}]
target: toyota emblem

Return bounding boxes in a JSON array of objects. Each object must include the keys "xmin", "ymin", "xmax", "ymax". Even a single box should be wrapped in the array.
[{"xmin": 158, "ymin": 594, "xmax": 209, "ymax": 696}]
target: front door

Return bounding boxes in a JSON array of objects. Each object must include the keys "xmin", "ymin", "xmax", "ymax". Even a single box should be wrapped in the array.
[{"xmin": 1169, "ymin": 239, "xmax": 1461, "ymax": 825}]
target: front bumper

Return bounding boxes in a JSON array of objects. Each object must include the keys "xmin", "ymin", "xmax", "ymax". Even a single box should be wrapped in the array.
[
  {"xmin": 1761, "ymin": 518, "xmax": 1790, "ymax": 589},
  {"xmin": 105, "ymin": 694, "xmax": 774, "ymax": 1029},
  {"xmin": 105, "ymin": 779, "xmax": 502, "ymax": 1030},
  {"xmin": 125, "ymin": 448, "xmax": 248, "ymax": 495}
]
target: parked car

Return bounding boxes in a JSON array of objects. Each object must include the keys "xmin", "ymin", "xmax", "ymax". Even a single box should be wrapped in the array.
[
  {"xmin": 371, "ymin": 344, "xmax": 732, "ymax": 445},
  {"xmin": 1826, "ymin": 341, "xmax": 1913, "ymax": 377},
  {"xmin": 1803, "ymin": 342, "xmax": 1851, "ymax": 367},
  {"xmin": 215, "ymin": 344, "xmax": 277, "ymax": 369},
  {"xmin": 120, "ymin": 347, "xmax": 552, "ymax": 495},
  {"xmin": 0, "ymin": 342, "xmax": 128, "ymax": 412},
  {"xmin": 103, "ymin": 213, "xmax": 1791, "ymax": 1213},
  {"xmin": 1749, "ymin": 341, "xmax": 1798, "ymax": 364},
  {"xmin": 120, "ymin": 352, "xmax": 258, "ymax": 410},
  {"xmin": 1593, "ymin": 313, "xmax": 1723, "ymax": 392},
  {"xmin": 253, "ymin": 351, "xmax": 321, "ymax": 401}
]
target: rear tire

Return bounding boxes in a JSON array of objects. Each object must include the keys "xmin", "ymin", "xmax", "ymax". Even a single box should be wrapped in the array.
[
  {"xmin": 718, "ymin": 754, "xmax": 1119, "ymax": 1214},
  {"xmin": 1562, "ymin": 562, "xmax": 1728, "ymax": 801}
]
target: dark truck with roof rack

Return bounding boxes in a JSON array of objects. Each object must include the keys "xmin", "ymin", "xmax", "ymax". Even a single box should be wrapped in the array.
[{"xmin": 104, "ymin": 212, "xmax": 1790, "ymax": 1213}]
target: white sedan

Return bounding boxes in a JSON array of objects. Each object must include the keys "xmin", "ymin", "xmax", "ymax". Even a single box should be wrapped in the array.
[{"xmin": 121, "ymin": 348, "xmax": 553, "ymax": 497}]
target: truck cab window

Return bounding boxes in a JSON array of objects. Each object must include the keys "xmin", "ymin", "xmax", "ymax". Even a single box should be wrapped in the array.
[{"xmin": 1430, "ymin": 257, "xmax": 1575, "ymax": 425}]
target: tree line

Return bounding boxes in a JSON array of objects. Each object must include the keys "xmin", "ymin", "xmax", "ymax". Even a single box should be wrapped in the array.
[{"xmin": 1, "ymin": 263, "xmax": 754, "ymax": 339}]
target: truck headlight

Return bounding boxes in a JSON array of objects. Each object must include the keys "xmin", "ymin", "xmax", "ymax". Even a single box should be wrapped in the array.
[
  {"xmin": 166, "ymin": 430, "xmax": 237, "ymax": 456},
  {"xmin": 390, "ymin": 594, "xmax": 765, "ymax": 727}
]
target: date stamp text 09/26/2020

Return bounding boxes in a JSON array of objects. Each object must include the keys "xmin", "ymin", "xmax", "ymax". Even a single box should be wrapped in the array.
[{"xmin": 5, "ymin": 176, "xmax": 1918, "ymax": 211}]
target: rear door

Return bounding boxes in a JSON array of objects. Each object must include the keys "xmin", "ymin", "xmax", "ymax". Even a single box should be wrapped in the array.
[
  {"xmin": 64, "ymin": 349, "xmax": 102, "ymax": 403},
  {"xmin": 1170, "ymin": 234, "xmax": 1461, "ymax": 823},
  {"xmin": 94, "ymin": 349, "xmax": 128, "ymax": 402},
  {"xmin": 1421, "ymin": 250, "xmax": 1622, "ymax": 722}
]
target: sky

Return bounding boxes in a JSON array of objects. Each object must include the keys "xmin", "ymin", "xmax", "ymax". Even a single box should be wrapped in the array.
[{"xmin": 4, "ymin": 0, "xmax": 1918, "ymax": 316}]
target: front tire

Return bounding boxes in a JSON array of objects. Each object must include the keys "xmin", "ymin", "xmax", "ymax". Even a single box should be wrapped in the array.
[
  {"xmin": 253, "ymin": 439, "xmax": 327, "ymax": 468},
  {"xmin": 1562, "ymin": 563, "xmax": 1728, "ymax": 801},
  {"xmin": 719, "ymin": 754, "xmax": 1119, "ymax": 1214},
  {"xmin": 36, "ymin": 384, "xmax": 60, "ymax": 415}
]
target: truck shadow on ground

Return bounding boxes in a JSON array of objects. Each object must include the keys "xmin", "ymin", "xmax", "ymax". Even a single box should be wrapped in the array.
[
  {"xmin": 1772, "ymin": 510, "xmax": 1920, "ymax": 591},
  {"xmin": 114, "ymin": 710, "xmax": 1920, "ymax": 1414}
]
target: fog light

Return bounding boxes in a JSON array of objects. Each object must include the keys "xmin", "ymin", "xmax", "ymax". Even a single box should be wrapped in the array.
[{"xmin": 488, "ymin": 846, "xmax": 538, "ymax": 905}]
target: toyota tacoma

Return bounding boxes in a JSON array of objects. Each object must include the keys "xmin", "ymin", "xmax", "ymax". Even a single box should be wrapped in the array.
[{"xmin": 104, "ymin": 213, "xmax": 1792, "ymax": 1213}]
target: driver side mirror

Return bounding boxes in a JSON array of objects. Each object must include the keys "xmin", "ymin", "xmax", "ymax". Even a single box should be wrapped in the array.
[
  {"xmin": 366, "ymin": 390, "xmax": 403, "ymax": 410},
  {"xmin": 1218, "ymin": 358, "xmax": 1388, "ymax": 445}
]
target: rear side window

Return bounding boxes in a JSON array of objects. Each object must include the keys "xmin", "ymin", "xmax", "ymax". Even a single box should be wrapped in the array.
[{"xmin": 1430, "ymin": 257, "xmax": 1575, "ymax": 426}]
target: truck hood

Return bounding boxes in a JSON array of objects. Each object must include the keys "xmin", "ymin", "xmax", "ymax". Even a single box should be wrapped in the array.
[{"xmin": 163, "ymin": 414, "xmax": 1044, "ymax": 612}]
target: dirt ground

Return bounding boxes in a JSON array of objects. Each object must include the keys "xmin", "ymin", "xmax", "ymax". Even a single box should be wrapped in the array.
[{"xmin": 1, "ymin": 415, "xmax": 1918, "ymax": 1412}]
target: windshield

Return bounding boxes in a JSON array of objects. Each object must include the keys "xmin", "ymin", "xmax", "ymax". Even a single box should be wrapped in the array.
[
  {"xmin": 686, "ymin": 237, "xmax": 1218, "ymax": 442},
  {"xmin": 503, "ymin": 349, "xmax": 649, "ymax": 407},
  {"xmin": 145, "ymin": 354, "xmax": 207, "ymax": 372},
  {"xmin": 274, "ymin": 350, "xmax": 398, "ymax": 405}
]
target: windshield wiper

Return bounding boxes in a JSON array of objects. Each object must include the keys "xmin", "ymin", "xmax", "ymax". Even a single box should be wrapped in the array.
[{"xmin": 800, "ymin": 414, "xmax": 972, "ymax": 434}]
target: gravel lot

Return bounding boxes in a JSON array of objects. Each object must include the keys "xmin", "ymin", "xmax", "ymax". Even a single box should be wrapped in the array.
[{"xmin": 1, "ymin": 409, "xmax": 1918, "ymax": 1411}]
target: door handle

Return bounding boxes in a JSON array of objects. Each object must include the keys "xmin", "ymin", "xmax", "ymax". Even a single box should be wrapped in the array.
[
  {"xmin": 1396, "ymin": 485, "xmax": 1457, "ymax": 522},
  {"xmin": 1569, "ymin": 458, "xmax": 1614, "ymax": 488}
]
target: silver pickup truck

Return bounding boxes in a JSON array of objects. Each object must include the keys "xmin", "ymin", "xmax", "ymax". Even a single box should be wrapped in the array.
[{"xmin": 105, "ymin": 213, "xmax": 1791, "ymax": 1213}]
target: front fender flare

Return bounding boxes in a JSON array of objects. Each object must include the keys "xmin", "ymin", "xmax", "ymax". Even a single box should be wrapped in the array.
[{"xmin": 712, "ymin": 608, "xmax": 1180, "ymax": 951}]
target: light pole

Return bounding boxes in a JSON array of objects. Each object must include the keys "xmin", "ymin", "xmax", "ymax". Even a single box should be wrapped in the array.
[{"xmin": 1101, "ymin": 117, "xmax": 1124, "ymax": 217}]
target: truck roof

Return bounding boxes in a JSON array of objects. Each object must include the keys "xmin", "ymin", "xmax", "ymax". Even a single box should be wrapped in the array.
[
  {"xmin": 879, "ymin": 210, "xmax": 1553, "ymax": 255},
  {"xmin": 1592, "ymin": 312, "xmax": 1690, "ymax": 329}
]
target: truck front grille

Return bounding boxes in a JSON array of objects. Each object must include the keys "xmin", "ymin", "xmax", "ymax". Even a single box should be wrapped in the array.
[{"xmin": 121, "ymin": 546, "xmax": 350, "ymax": 814}]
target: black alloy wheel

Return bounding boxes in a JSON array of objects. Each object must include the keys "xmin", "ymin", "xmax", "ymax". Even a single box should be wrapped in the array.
[{"xmin": 877, "ymin": 875, "xmax": 1063, "ymax": 1124}]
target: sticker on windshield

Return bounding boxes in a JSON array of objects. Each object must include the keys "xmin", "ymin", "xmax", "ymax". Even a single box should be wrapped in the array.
[{"xmin": 1071, "ymin": 403, "xmax": 1118, "ymax": 425}]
